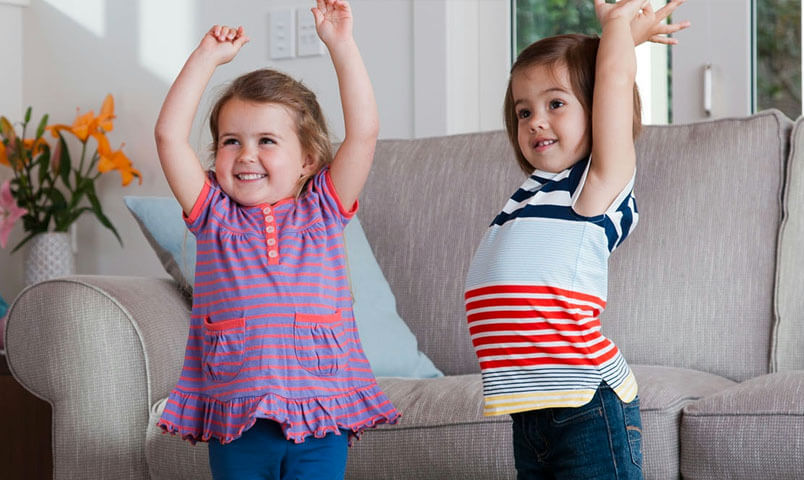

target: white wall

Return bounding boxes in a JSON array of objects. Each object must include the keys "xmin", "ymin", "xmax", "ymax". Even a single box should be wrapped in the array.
[{"xmin": 0, "ymin": 0, "xmax": 509, "ymax": 302}]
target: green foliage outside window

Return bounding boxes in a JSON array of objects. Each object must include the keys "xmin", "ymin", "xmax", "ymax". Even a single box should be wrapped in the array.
[
  {"xmin": 756, "ymin": 0, "xmax": 801, "ymax": 119},
  {"xmin": 515, "ymin": 0, "xmax": 600, "ymax": 55}
]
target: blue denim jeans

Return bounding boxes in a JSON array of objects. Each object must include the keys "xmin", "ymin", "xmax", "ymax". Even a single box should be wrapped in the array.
[
  {"xmin": 208, "ymin": 419, "xmax": 348, "ymax": 480},
  {"xmin": 510, "ymin": 384, "xmax": 643, "ymax": 480}
]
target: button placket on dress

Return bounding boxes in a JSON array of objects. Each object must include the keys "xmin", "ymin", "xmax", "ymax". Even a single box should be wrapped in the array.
[{"xmin": 263, "ymin": 206, "xmax": 279, "ymax": 264}]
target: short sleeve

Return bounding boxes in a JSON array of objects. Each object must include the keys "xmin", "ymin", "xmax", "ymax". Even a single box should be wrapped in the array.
[
  {"xmin": 183, "ymin": 172, "xmax": 228, "ymax": 236},
  {"xmin": 603, "ymin": 174, "xmax": 639, "ymax": 252},
  {"xmin": 307, "ymin": 167, "xmax": 358, "ymax": 230}
]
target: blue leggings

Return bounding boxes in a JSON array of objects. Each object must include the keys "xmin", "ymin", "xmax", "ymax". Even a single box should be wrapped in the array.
[{"xmin": 208, "ymin": 420, "xmax": 349, "ymax": 480}]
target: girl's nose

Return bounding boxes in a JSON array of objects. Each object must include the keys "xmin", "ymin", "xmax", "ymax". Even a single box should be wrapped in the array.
[
  {"xmin": 237, "ymin": 145, "xmax": 257, "ymax": 163},
  {"xmin": 528, "ymin": 114, "xmax": 546, "ymax": 132}
]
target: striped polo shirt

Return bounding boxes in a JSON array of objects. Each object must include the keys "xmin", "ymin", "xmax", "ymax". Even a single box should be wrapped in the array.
[
  {"xmin": 158, "ymin": 168, "xmax": 399, "ymax": 444},
  {"xmin": 465, "ymin": 158, "xmax": 638, "ymax": 416}
]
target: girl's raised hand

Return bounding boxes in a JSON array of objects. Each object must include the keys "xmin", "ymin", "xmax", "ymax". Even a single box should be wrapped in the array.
[
  {"xmin": 198, "ymin": 25, "xmax": 249, "ymax": 66},
  {"xmin": 629, "ymin": 0, "xmax": 690, "ymax": 45},
  {"xmin": 594, "ymin": 0, "xmax": 690, "ymax": 46},
  {"xmin": 311, "ymin": 0, "xmax": 353, "ymax": 47},
  {"xmin": 594, "ymin": 0, "xmax": 650, "ymax": 26}
]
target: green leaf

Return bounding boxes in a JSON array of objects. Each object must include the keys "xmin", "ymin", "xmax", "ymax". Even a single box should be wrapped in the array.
[
  {"xmin": 48, "ymin": 188, "xmax": 68, "ymax": 228},
  {"xmin": 58, "ymin": 134, "xmax": 72, "ymax": 188},
  {"xmin": 86, "ymin": 184, "xmax": 122, "ymax": 246},
  {"xmin": 37, "ymin": 147, "xmax": 51, "ymax": 184},
  {"xmin": 24, "ymin": 106, "xmax": 31, "ymax": 124},
  {"xmin": 35, "ymin": 113, "xmax": 49, "ymax": 140}
]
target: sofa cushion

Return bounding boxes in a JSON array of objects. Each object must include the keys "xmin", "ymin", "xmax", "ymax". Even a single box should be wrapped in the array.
[
  {"xmin": 775, "ymin": 116, "xmax": 804, "ymax": 371},
  {"xmin": 631, "ymin": 364, "xmax": 736, "ymax": 479},
  {"xmin": 124, "ymin": 196, "xmax": 442, "ymax": 379},
  {"xmin": 348, "ymin": 375, "xmax": 515, "ymax": 479},
  {"xmin": 604, "ymin": 110, "xmax": 793, "ymax": 382},
  {"xmin": 680, "ymin": 371, "xmax": 804, "ymax": 479}
]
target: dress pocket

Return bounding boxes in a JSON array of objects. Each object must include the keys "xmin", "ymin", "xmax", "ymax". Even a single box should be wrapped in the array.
[
  {"xmin": 202, "ymin": 316, "xmax": 246, "ymax": 382},
  {"xmin": 294, "ymin": 311, "xmax": 346, "ymax": 376}
]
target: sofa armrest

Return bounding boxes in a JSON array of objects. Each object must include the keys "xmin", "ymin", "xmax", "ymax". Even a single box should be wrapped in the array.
[{"xmin": 4, "ymin": 275, "xmax": 190, "ymax": 480}]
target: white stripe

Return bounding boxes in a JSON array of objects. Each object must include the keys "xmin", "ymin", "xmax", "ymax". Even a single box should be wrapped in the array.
[
  {"xmin": 477, "ymin": 342, "xmax": 615, "ymax": 362},
  {"xmin": 467, "ymin": 316, "xmax": 599, "ymax": 327},
  {"xmin": 470, "ymin": 327, "xmax": 602, "ymax": 340},
  {"xmin": 466, "ymin": 305, "xmax": 597, "ymax": 316},
  {"xmin": 465, "ymin": 292, "xmax": 604, "ymax": 310},
  {"xmin": 474, "ymin": 336, "xmax": 608, "ymax": 350}
]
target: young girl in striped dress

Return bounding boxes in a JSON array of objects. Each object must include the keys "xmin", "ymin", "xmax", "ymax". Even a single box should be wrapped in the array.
[
  {"xmin": 153, "ymin": 1, "xmax": 398, "ymax": 478},
  {"xmin": 464, "ymin": 1, "xmax": 688, "ymax": 478}
]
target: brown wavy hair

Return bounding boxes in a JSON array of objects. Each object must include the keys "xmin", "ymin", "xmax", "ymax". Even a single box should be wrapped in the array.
[
  {"xmin": 503, "ymin": 34, "xmax": 642, "ymax": 175},
  {"xmin": 209, "ymin": 69, "xmax": 332, "ymax": 190}
]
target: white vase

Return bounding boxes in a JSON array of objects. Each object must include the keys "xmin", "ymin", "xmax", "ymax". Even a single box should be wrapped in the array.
[{"xmin": 23, "ymin": 232, "xmax": 76, "ymax": 286}]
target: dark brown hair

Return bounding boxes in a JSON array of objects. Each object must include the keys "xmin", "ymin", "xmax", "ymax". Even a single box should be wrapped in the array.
[
  {"xmin": 209, "ymin": 69, "xmax": 332, "ymax": 188},
  {"xmin": 503, "ymin": 34, "xmax": 642, "ymax": 175}
]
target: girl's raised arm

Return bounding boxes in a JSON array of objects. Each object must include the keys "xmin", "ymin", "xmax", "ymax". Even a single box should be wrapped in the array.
[
  {"xmin": 574, "ymin": 0, "xmax": 647, "ymax": 217},
  {"xmin": 154, "ymin": 25, "xmax": 249, "ymax": 215},
  {"xmin": 312, "ymin": 0, "xmax": 378, "ymax": 209}
]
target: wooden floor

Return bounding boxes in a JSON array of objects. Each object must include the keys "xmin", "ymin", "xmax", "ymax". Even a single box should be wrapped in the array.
[{"xmin": 0, "ymin": 353, "xmax": 52, "ymax": 480}]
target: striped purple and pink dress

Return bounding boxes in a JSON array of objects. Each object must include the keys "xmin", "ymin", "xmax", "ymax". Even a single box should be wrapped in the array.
[{"xmin": 157, "ymin": 168, "xmax": 399, "ymax": 444}]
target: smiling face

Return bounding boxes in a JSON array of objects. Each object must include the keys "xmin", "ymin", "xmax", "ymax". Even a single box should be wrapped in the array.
[
  {"xmin": 213, "ymin": 98, "xmax": 314, "ymax": 206},
  {"xmin": 511, "ymin": 63, "xmax": 591, "ymax": 174}
]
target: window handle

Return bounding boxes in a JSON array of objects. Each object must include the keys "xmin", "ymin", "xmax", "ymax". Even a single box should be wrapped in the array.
[{"xmin": 703, "ymin": 64, "xmax": 712, "ymax": 117}]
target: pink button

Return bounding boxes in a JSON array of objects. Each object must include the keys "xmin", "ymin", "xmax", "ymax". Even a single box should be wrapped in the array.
[
  {"xmin": 265, "ymin": 216, "xmax": 274, "ymax": 223},
  {"xmin": 267, "ymin": 238, "xmax": 276, "ymax": 246},
  {"xmin": 266, "ymin": 226, "xmax": 275, "ymax": 233},
  {"xmin": 262, "ymin": 207, "xmax": 271, "ymax": 214},
  {"xmin": 268, "ymin": 250, "xmax": 278, "ymax": 258}
]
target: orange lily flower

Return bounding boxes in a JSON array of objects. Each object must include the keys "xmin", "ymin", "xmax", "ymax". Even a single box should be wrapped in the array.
[
  {"xmin": 48, "ymin": 94, "xmax": 116, "ymax": 143},
  {"xmin": 0, "ymin": 141, "xmax": 7, "ymax": 166},
  {"xmin": 23, "ymin": 137, "xmax": 49, "ymax": 157},
  {"xmin": 96, "ymin": 133, "xmax": 141, "ymax": 186},
  {"xmin": 97, "ymin": 94, "xmax": 115, "ymax": 132}
]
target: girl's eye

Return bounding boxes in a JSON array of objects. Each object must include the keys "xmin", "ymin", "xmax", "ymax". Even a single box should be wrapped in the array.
[
  {"xmin": 517, "ymin": 109, "xmax": 531, "ymax": 120},
  {"xmin": 549, "ymin": 100, "xmax": 565, "ymax": 110},
  {"xmin": 221, "ymin": 138, "xmax": 239, "ymax": 146},
  {"xmin": 259, "ymin": 137, "xmax": 276, "ymax": 145}
]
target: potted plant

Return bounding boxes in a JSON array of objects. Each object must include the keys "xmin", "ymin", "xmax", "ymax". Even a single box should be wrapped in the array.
[{"xmin": 0, "ymin": 95, "xmax": 141, "ymax": 284}]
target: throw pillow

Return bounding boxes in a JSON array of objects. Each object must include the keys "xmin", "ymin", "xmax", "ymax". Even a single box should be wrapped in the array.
[{"xmin": 124, "ymin": 196, "xmax": 443, "ymax": 379}]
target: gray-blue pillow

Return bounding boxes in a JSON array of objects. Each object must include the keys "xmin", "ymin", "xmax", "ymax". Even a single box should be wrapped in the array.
[{"xmin": 124, "ymin": 195, "xmax": 443, "ymax": 379}]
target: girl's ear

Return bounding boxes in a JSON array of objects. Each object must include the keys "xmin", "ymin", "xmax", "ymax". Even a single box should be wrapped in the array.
[{"xmin": 301, "ymin": 153, "xmax": 317, "ymax": 175}]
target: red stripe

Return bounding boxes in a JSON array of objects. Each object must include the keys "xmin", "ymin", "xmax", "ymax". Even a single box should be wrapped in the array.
[
  {"xmin": 474, "ymin": 339, "xmax": 612, "ymax": 358},
  {"xmin": 471, "ymin": 332, "xmax": 601, "ymax": 346},
  {"xmin": 466, "ymin": 284, "xmax": 605, "ymax": 308},
  {"xmin": 467, "ymin": 309, "xmax": 596, "ymax": 324},
  {"xmin": 468, "ymin": 319, "xmax": 600, "ymax": 335},
  {"xmin": 466, "ymin": 296, "xmax": 599, "ymax": 313}
]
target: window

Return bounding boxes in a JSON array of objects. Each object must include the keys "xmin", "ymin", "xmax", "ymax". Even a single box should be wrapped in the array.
[{"xmin": 755, "ymin": 0, "xmax": 801, "ymax": 119}]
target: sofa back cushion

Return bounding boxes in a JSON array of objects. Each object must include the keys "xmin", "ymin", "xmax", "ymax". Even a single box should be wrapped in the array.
[
  {"xmin": 774, "ymin": 116, "xmax": 804, "ymax": 372},
  {"xmin": 606, "ymin": 110, "xmax": 791, "ymax": 382},
  {"xmin": 361, "ymin": 111, "xmax": 792, "ymax": 379}
]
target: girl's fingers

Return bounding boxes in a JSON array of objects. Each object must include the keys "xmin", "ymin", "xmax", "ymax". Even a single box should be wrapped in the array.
[{"xmin": 654, "ymin": 0, "xmax": 686, "ymax": 22}]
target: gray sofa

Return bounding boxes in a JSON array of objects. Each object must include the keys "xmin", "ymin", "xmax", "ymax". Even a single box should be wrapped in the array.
[{"xmin": 6, "ymin": 110, "xmax": 804, "ymax": 479}]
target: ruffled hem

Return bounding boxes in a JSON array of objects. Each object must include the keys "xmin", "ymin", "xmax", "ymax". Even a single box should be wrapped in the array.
[{"xmin": 157, "ymin": 383, "xmax": 400, "ymax": 445}]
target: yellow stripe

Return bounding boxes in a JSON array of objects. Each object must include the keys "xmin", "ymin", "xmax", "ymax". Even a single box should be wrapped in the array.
[
  {"xmin": 483, "ymin": 389, "xmax": 598, "ymax": 416},
  {"xmin": 612, "ymin": 373, "xmax": 638, "ymax": 403}
]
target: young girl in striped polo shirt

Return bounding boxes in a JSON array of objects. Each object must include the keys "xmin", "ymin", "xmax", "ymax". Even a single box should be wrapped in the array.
[
  {"xmin": 153, "ymin": 1, "xmax": 398, "ymax": 478},
  {"xmin": 465, "ymin": 1, "xmax": 688, "ymax": 478}
]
